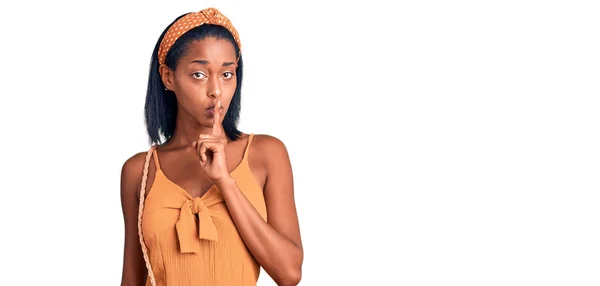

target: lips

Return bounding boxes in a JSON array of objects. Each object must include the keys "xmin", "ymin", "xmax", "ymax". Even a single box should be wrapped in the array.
[{"xmin": 205, "ymin": 104, "xmax": 223, "ymax": 115}]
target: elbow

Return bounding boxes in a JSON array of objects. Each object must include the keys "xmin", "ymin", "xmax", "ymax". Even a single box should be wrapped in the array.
[
  {"xmin": 276, "ymin": 266, "xmax": 302, "ymax": 286},
  {"xmin": 269, "ymin": 244, "xmax": 303, "ymax": 286}
]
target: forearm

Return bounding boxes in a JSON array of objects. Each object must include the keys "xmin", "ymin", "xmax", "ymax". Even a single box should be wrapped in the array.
[{"xmin": 216, "ymin": 176, "xmax": 302, "ymax": 285}]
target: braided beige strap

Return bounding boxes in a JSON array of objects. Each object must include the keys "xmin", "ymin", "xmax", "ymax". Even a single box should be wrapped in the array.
[{"xmin": 138, "ymin": 146, "xmax": 157, "ymax": 286}]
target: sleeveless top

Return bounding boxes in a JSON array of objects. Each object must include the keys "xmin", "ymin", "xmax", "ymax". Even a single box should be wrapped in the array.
[{"xmin": 137, "ymin": 134, "xmax": 268, "ymax": 286}]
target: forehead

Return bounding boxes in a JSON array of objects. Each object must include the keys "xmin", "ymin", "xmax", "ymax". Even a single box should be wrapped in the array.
[{"xmin": 181, "ymin": 37, "xmax": 237, "ymax": 61}]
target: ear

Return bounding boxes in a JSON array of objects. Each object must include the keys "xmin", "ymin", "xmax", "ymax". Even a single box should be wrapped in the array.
[{"xmin": 159, "ymin": 64, "xmax": 175, "ymax": 91}]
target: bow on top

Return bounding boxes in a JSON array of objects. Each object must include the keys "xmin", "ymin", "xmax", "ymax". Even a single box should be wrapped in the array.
[{"xmin": 175, "ymin": 195, "xmax": 223, "ymax": 253}]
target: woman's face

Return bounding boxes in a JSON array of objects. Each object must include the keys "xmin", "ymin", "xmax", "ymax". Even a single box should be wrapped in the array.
[{"xmin": 162, "ymin": 37, "xmax": 238, "ymax": 127}]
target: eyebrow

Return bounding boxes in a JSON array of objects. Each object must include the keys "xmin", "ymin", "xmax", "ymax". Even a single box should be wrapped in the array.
[{"xmin": 190, "ymin": 60, "xmax": 236, "ymax": 66}]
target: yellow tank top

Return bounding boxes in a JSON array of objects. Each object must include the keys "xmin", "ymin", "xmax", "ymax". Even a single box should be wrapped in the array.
[{"xmin": 137, "ymin": 134, "xmax": 267, "ymax": 286}]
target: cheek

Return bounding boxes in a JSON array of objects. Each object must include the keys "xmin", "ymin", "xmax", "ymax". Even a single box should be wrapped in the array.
[
  {"xmin": 225, "ymin": 80, "xmax": 237, "ymax": 93},
  {"xmin": 175, "ymin": 79, "xmax": 204, "ymax": 101},
  {"xmin": 223, "ymin": 81, "xmax": 237, "ymax": 101},
  {"xmin": 177, "ymin": 89, "xmax": 203, "ymax": 107},
  {"xmin": 221, "ymin": 98, "xmax": 234, "ymax": 117}
]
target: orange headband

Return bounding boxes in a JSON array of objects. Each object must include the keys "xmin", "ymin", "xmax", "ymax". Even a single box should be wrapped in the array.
[{"xmin": 157, "ymin": 7, "xmax": 241, "ymax": 65}]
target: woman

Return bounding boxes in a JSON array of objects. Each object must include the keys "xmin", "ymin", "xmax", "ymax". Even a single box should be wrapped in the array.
[{"xmin": 120, "ymin": 8, "xmax": 303, "ymax": 286}]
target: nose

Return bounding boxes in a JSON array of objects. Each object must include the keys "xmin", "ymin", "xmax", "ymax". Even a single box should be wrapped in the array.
[{"xmin": 207, "ymin": 76, "xmax": 222, "ymax": 99}]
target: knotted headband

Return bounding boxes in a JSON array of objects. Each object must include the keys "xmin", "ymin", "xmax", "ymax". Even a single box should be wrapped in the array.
[{"xmin": 157, "ymin": 7, "xmax": 242, "ymax": 65}]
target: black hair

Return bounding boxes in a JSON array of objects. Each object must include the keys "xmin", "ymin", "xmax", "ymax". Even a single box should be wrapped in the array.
[{"xmin": 144, "ymin": 13, "xmax": 244, "ymax": 145}]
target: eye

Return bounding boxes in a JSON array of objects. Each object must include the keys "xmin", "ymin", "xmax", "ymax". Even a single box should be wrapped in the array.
[
  {"xmin": 192, "ymin": 72, "xmax": 207, "ymax": 79},
  {"xmin": 223, "ymin": 71, "xmax": 234, "ymax": 79}
]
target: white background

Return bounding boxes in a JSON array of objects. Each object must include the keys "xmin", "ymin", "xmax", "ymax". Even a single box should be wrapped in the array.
[{"xmin": 0, "ymin": 0, "xmax": 599, "ymax": 285}]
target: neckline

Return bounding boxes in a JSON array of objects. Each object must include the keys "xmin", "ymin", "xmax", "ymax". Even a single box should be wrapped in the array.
[
  {"xmin": 157, "ymin": 160, "xmax": 246, "ymax": 201},
  {"xmin": 152, "ymin": 134, "xmax": 253, "ymax": 200}
]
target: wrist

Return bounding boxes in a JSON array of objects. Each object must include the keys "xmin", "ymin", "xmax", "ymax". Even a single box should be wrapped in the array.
[{"xmin": 215, "ymin": 175, "xmax": 236, "ymax": 190}]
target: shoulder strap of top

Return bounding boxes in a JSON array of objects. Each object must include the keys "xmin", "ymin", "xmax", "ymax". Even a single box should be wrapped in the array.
[
  {"xmin": 242, "ymin": 133, "xmax": 255, "ymax": 160},
  {"xmin": 138, "ymin": 145, "xmax": 157, "ymax": 286},
  {"xmin": 152, "ymin": 148, "xmax": 161, "ymax": 170}
]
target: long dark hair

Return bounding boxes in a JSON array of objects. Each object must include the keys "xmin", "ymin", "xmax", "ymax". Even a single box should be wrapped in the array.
[{"xmin": 144, "ymin": 14, "xmax": 244, "ymax": 145}]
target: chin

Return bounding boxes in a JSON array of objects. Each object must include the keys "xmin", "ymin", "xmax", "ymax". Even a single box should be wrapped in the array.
[
  {"xmin": 191, "ymin": 113, "xmax": 210, "ymax": 126},
  {"xmin": 197, "ymin": 118, "xmax": 213, "ymax": 128}
]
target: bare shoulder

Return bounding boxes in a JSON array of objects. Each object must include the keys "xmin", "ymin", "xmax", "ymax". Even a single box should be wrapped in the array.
[
  {"xmin": 121, "ymin": 151, "xmax": 149, "ymax": 181},
  {"xmin": 252, "ymin": 133, "xmax": 287, "ymax": 148},
  {"xmin": 251, "ymin": 134, "xmax": 290, "ymax": 163},
  {"xmin": 249, "ymin": 134, "xmax": 293, "ymax": 187},
  {"xmin": 121, "ymin": 150, "xmax": 152, "ymax": 200}
]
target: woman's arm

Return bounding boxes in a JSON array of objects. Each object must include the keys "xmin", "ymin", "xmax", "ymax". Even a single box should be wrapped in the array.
[
  {"xmin": 216, "ymin": 135, "xmax": 303, "ymax": 286},
  {"xmin": 120, "ymin": 153, "xmax": 149, "ymax": 286}
]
